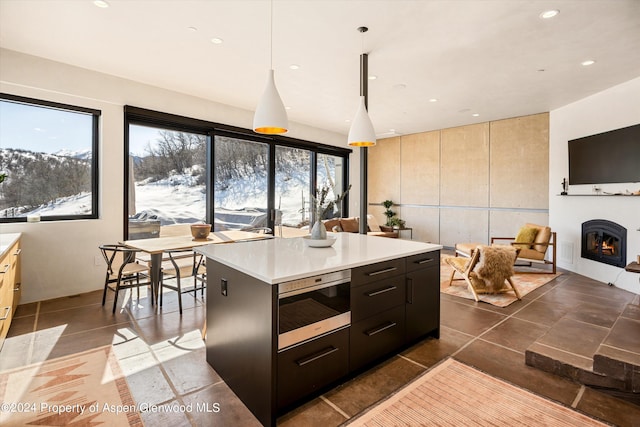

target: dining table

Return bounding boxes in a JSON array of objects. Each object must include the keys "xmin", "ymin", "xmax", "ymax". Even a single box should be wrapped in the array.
[{"xmin": 121, "ymin": 230, "xmax": 271, "ymax": 309}]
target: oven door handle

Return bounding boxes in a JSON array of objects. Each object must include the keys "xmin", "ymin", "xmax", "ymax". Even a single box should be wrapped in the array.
[{"xmin": 295, "ymin": 346, "xmax": 339, "ymax": 367}]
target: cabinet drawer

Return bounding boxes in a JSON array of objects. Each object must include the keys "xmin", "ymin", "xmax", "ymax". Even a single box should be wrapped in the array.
[
  {"xmin": 350, "ymin": 305, "xmax": 405, "ymax": 372},
  {"xmin": 351, "ymin": 277, "xmax": 405, "ymax": 322},
  {"xmin": 351, "ymin": 258, "xmax": 406, "ymax": 287},
  {"xmin": 277, "ymin": 327, "xmax": 349, "ymax": 409},
  {"xmin": 406, "ymin": 251, "xmax": 440, "ymax": 273}
]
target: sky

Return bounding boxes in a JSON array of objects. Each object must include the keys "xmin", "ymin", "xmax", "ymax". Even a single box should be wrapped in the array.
[{"xmin": 0, "ymin": 99, "xmax": 163, "ymax": 156}]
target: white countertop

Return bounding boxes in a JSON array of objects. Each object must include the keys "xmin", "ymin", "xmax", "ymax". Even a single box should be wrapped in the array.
[
  {"xmin": 195, "ymin": 233, "xmax": 442, "ymax": 284},
  {"xmin": 0, "ymin": 233, "xmax": 21, "ymax": 259}
]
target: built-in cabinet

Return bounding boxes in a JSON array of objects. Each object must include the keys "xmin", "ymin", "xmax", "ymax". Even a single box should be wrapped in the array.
[
  {"xmin": 205, "ymin": 247, "xmax": 440, "ymax": 427},
  {"xmin": 0, "ymin": 234, "xmax": 22, "ymax": 351}
]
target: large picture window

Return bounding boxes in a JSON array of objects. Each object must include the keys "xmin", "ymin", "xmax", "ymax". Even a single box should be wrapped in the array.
[
  {"xmin": 125, "ymin": 106, "xmax": 350, "ymax": 239},
  {"xmin": 0, "ymin": 94, "xmax": 99, "ymax": 222}
]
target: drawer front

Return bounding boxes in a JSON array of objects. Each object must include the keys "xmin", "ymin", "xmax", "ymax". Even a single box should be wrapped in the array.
[
  {"xmin": 351, "ymin": 277, "xmax": 405, "ymax": 322},
  {"xmin": 351, "ymin": 258, "xmax": 406, "ymax": 287},
  {"xmin": 350, "ymin": 305, "xmax": 405, "ymax": 372},
  {"xmin": 406, "ymin": 251, "xmax": 440, "ymax": 273},
  {"xmin": 277, "ymin": 327, "xmax": 349, "ymax": 409}
]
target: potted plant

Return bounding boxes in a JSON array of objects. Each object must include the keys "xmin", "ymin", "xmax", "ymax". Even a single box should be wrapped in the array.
[
  {"xmin": 309, "ymin": 184, "xmax": 351, "ymax": 240},
  {"xmin": 381, "ymin": 200, "xmax": 405, "ymax": 230}
]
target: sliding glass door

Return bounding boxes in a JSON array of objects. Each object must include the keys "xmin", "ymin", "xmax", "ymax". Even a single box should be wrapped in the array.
[
  {"xmin": 213, "ymin": 134, "xmax": 269, "ymax": 231},
  {"xmin": 127, "ymin": 124, "xmax": 207, "ymax": 238},
  {"xmin": 275, "ymin": 146, "xmax": 312, "ymax": 236}
]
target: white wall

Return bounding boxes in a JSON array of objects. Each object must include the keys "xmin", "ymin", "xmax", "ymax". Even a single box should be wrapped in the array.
[
  {"xmin": 549, "ymin": 76, "xmax": 640, "ymax": 295},
  {"xmin": 0, "ymin": 48, "xmax": 352, "ymax": 303}
]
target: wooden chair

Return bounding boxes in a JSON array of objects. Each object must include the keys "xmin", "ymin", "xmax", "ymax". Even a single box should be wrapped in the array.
[
  {"xmin": 455, "ymin": 223, "xmax": 556, "ymax": 274},
  {"xmin": 99, "ymin": 244, "xmax": 152, "ymax": 313},
  {"xmin": 445, "ymin": 245, "xmax": 521, "ymax": 302},
  {"xmin": 160, "ymin": 249, "xmax": 206, "ymax": 315}
]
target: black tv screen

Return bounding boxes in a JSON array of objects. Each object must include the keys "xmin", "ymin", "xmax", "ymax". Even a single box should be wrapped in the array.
[{"xmin": 568, "ymin": 123, "xmax": 640, "ymax": 185}]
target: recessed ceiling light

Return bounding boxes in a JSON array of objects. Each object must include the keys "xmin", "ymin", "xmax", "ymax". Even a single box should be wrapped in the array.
[
  {"xmin": 581, "ymin": 60, "xmax": 596, "ymax": 66},
  {"xmin": 345, "ymin": 119, "xmax": 351, "ymax": 123},
  {"xmin": 393, "ymin": 83, "xmax": 407, "ymax": 90},
  {"xmin": 472, "ymin": 113, "xmax": 480, "ymax": 117},
  {"xmin": 368, "ymin": 75, "xmax": 377, "ymax": 80},
  {"xmin": 285, "ymin": 106, "xmax": 292, "ymax": 110},
  {"xmin": 389, "ymin": 129, "xmax": 396, "ymax": 133},
  {"xmin": 187, "ymin": 26, "xmax": 198, "ymax": 32},
  {"xmin": 210, "ymin": 37, "xmax": 224, "ymax": 44},
  {"xmin": 429, "ymin": 98, "xmax": 438, "ymax": 103},
  {"xmin": 289, "ymin": 64, "xmax": 300, "ymax": 70},
  {"xmin": 93, "ymin": 0, "xmax": 109, "ymax": 8},
  {"xmin": 539, "ymin": 9, "xmax": 559, "ymax": 19}
]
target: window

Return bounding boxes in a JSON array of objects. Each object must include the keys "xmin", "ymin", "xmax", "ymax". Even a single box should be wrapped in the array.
[
  {"xmin": 0, "ymin": 94, "xmax": 99, "ymax": 222},
  {"xmin": 125, "ymin": 106, "xmax": 350, "ymax": 239},
  {"xmin": 128, "ymin": 125, "xmax": 207, "ymax": 238}
]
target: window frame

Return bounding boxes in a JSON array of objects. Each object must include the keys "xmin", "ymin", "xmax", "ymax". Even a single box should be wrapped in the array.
[
  {"xmin": 124, "ymin": 106, "xmax": 351, "ymax": 238},
  {"xmin": 0, "ymin": 93, "xmax": 100, "ymax": 223}
]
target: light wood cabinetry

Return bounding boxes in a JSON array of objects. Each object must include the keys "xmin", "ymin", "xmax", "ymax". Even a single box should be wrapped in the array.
[{"xmin": 0, "ymin": 234, "xmax": 22, "ymax": 351}]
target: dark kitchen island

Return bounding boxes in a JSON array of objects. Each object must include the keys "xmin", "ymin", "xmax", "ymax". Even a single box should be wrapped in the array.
[{"xmin": 195, "ymin": 233, "xmax": 441, "ymax": 426}]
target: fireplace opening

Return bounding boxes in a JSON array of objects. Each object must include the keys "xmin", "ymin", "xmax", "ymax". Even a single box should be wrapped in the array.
[{"xmin": 581, "ymin": 220, "xmax": 627, "ymax": 268}]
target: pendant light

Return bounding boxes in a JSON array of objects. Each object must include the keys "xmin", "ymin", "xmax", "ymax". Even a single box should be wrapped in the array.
[
  {"xmin": 253, "ymin": 0, "xmax": 288, "ymax": 135},
  {"xmin": 348, "ymin": 27, "xmax": 376, "ymax": 147}
]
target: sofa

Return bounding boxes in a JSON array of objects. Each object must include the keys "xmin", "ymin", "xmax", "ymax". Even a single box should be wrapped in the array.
[{"xmin": 323, "ymin": 215, "xmax": 399, "ymax": 238}]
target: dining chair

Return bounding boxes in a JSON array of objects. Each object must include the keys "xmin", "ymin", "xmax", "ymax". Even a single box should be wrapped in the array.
[
  {"xmin": 99, "ymin": 244, "xmax": 153, "ymax": 313},
  {"xmin": 160, "ymin": 249, "xmax": 206, "ymax": 315}
]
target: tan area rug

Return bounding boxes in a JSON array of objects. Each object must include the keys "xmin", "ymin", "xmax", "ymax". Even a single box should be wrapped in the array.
[
  {"xmin": 347, "ymin": 358, "xmax": 607, "ymax": 426},
  {"xmin": 0, "ymin": 345, "xmax": 142, "ymax": 426},
  {"xmin": 440, "ymin": 256, "xmax": 560, "ymax": 307}
]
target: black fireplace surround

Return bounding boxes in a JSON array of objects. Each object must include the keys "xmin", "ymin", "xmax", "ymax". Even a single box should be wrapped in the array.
[{"xmin": 581, "ymin": 219, "xmax": 627, "ymax": 268}]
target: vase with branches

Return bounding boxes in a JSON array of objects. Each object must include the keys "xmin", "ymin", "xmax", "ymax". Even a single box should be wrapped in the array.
[{"xmin": 309, "ymin": 184, "xmax": 351, "ymax": 239}]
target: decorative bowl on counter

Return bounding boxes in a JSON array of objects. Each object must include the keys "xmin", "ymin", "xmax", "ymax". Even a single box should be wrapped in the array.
[
  {"xmin": 191, "ymin": 224, "xmax": 212, "ymax": 240},
  {"xmin": 302, "ymin": 235, "xmax": 337, "ymax": 248}
]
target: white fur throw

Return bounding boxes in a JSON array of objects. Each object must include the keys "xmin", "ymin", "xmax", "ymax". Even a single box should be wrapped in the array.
[{"xmin": 473, "ymin": 245, "xmax": 517, "ymax": 292}]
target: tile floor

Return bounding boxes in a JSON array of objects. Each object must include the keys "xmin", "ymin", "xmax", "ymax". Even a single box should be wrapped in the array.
[{"xmin": 2, "ymin": 265, "xmax": 640, "ymax": 427}]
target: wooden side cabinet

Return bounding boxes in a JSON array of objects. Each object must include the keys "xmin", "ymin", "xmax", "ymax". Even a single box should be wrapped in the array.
[{"xmin": 0, "ymin": 235, "xmax": 22, "ymax": 351}]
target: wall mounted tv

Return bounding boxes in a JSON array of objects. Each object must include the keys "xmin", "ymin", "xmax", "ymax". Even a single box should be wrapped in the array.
[{"xmin": 568, "ymin": 123, "xmax": 640, "ymax": 185}]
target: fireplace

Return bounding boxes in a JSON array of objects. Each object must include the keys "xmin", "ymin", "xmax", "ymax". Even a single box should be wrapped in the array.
[{"xmin": 581, "ymin": 220, "xmax": 627, "ymax": 268}]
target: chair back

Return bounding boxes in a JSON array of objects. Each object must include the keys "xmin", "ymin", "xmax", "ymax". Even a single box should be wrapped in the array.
[
  {"xmin": 99, "ymin": 244, "xmax": 138, "ymax": 276},
  {"xmin": 473, "ymin": 245, "xmax": 520, "ymax": 290}
]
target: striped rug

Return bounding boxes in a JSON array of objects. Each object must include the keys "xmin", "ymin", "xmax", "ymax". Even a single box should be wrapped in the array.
[
  {"xmin": 347, "ymin": 359, "xmax": 607, "ymax": 426},
  {"xmin": 0, "ymin": 345, "xmax": 142, "ymax": 426}
]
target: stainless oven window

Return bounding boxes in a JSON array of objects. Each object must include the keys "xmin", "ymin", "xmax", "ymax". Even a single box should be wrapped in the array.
[{"xmin": 278, "ymin": 281, "xmax": 350, "ymax": 335}]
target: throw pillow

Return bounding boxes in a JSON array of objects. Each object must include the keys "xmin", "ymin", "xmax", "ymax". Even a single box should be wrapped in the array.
[
  {"xmin": 514, "ymin": 226, "xmax": 538, "ymax": 249},
  {"xmin": 366, "ymin": 214, "xmax": 382, "ymax": 232}
]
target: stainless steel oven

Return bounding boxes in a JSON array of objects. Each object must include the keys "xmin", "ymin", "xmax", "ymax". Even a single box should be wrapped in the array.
[{"xmin": 277, "ymin": 269, "xmax": 351, "ymax": 351}]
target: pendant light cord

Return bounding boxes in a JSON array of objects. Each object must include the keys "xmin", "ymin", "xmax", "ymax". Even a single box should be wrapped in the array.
[{"xmin": 270, "ymin": 0, "xmax": 274, "ymax": 69}]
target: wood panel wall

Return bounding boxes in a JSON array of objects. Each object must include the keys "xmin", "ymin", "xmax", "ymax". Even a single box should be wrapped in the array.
[{"xmin": 368, "ymin": 113, "xmax": 549, "ymax": 247}]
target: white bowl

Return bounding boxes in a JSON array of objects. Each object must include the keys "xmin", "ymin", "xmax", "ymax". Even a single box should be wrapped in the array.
[{"xmin": 302, "ymin": 235, "xmax": 337, "ymax": 248}]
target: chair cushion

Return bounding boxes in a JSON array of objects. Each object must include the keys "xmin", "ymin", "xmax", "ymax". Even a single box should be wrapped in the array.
[
  {"xmin": 340, "ymin": 218, "xmax": 360, "ymax": 233},
  {"xmin": 526, "ymin": 223, "xmax": 552, "ymax": 253},
  {"xmin": 514, "ymin": 226, "xmax": 539, "ymax": 249},
  {"xmin": 445, "ymin": 256, "xmax": 471, "ymax": 273},
  {"xmin": 518, "ymin": 247, "xmax": 546, "ymax": 261}
]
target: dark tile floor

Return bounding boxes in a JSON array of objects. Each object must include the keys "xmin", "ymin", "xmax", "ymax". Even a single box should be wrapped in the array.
[{"xmin": 2, "ymin": 265, "xmax": 640, "ymax": 427}]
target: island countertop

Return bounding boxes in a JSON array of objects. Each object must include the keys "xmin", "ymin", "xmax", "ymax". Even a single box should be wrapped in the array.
[{"xmin": 195, "ymin": 233, "xmax": 442, "ymax": 284}]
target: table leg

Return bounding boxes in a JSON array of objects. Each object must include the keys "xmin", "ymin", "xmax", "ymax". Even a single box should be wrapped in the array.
[{"xmin": 150, "ymin": 253, "xmax": 162, "ymax": 308}]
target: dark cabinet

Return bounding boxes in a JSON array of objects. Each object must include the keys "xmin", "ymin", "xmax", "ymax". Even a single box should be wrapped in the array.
[
  {"xmin": 405, "ymin": 251, "xmax": 440, "ymax": 342},
  {"xmin": 350, "ymin": 305, "xmax": 406, "ymax": 371},
  {"xmin": 277, "ymin": 327, "xmax": 349, "ymax": 409}
]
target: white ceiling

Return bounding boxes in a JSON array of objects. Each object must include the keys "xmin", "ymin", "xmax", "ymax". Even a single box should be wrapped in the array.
[{"xmin": 1, "ymin": 0, "xmax": 639, "ymax": 138}]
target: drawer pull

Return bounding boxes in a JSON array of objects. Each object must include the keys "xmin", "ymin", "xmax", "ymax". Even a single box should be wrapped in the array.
[
  {"xmin": 367, "ymin": 267, "xmax": 397, "ymax": 276},
  {"xmin": 0, "ymin": 306, "xmax": 10, "ymax": 321},
  {"xmin": 0, "ymin": 264, "xmax": 9, "ymax": 274},
  {"xmin": 415, "ymin": 258, "xmax": 434, "ymax": 265},
  {"xmin": 365, "ymin": 321, "xmax": 397, "ymax": 337},
  {"xmin": 296, "ymin": 346, "xmax": 339, "ymax": 367},
  {"xmin": 366, "ymin": 286, "xmax": 397, "ymax": 297},
  {"xmin": 13, "ymin": 248, "xmax": 22, "ymax": 256}
]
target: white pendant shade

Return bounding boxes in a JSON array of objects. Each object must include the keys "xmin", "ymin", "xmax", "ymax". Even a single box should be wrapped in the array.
[
  {"xmin": 253, "ymin": 69, "xmax": 288, "ymax": 135},
  {"xmin": 348, "ymin": 96, "xmax": 376, "ymax": 146}
]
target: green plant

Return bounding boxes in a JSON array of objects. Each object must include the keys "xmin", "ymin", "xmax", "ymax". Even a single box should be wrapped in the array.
[
  {"xmin": 0, "ymin": 173, "xmax": 6, "ymax": 184},
  {"xmin": 387, "ymin": 217, "xmax": 406, "ymax": 229},
  {"xmin": 382, "ymin": 200, "xmax": 395, "ymax": 225},
  {"xmin": 310, "ymin": 184, "xmax": 351, "ymax": 220}
]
